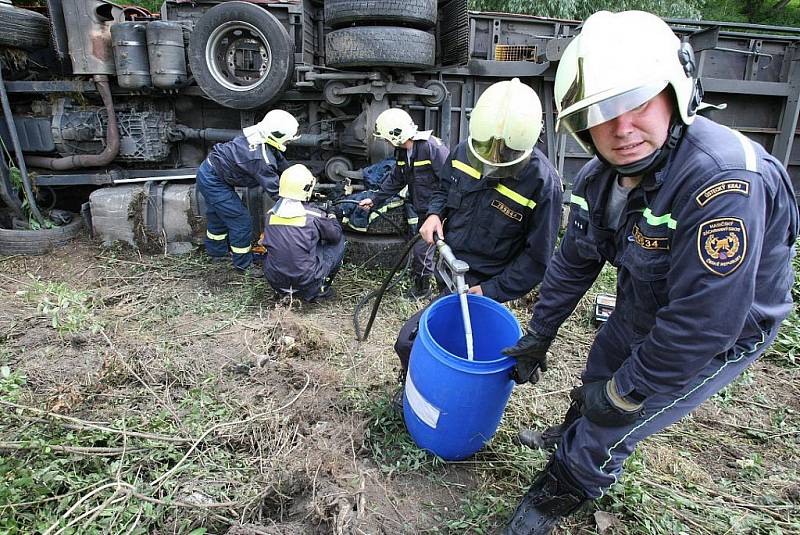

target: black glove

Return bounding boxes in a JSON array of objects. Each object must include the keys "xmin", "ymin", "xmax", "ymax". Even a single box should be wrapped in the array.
[
  {"xmin": 502, "ymin": 330, "xmax": 553, "ymax": 385},
  {"xmin": 571, "ymin": 378, "xmax": 645, "ymax": 427}
]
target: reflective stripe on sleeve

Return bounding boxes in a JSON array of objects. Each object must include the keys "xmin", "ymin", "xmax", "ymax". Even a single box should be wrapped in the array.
[
  {"xmin": 732, "ymin": 130, "xmax": 757, "ymax": 172},
  {"xmin": 414, "ymin": 160, "xmax": 432, "ymax": 167},
  {"xmin": 570, "ymin": 194, "xmax": 588, "ymax": 211}
]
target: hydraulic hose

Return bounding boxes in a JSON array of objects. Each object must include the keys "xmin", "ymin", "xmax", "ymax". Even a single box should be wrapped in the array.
[
  {"xmin": 26, "ymin": 75, "xmax": 120, "ymax": 170},
  {"xmin": 353, "ymin": 234, "xmax": 420, "ymax": 341},
  {"xmin": 0, "ymin": 65, "xmax": 44, "ymax": 224}
]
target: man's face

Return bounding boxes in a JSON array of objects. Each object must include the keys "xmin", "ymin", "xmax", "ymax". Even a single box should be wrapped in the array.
[{"xmin": 588, "ymin": 91, "xmax": 673, "ymax": 167}]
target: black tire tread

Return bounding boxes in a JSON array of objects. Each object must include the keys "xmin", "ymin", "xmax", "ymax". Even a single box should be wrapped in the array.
[
  {"xmin": 344, "ymin": 231, "xmax": 407, "ymax": 269},
  {"xmin": 0, "ymin": 5, "xmax": 49, "ymax": 50},
  {"xmin": 0, "ymin": 216, "xmax": 83, "ymax": 256},
  {"xmin": 325, "ymin": 0, "xmax": 436, "ymax": 29},
  {"xmin": 326, "ymin": 26, "xmax": 435, "ymax": 69},
  {"xmin": 364, "ymin": 203, "xmax": 408, "ymax": 235}
]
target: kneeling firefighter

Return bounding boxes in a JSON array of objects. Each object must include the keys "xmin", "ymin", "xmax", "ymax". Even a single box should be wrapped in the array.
[
  {"xmin": 195, "ymin": 109, "xmax": 300, "ymax": 275},
  {"xmin": 358, "ymin": 108, "xmax": 450, "ymax": 299},
  {"xmin": 502, "ymin": 11, "xmax": 799, "ymax": 535},
  {"xmin": 391, "ymin": 78, "xmax": 564, "ymax": 404},
  {"xmin": 261, "ymin": 164, "xmax": 345, "ymax": 302}
]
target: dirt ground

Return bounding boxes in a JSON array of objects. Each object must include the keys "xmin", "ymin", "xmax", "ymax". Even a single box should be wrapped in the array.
[{"xmin": 1, "ymin": 236, "xmax": 799, "ymax": 534}]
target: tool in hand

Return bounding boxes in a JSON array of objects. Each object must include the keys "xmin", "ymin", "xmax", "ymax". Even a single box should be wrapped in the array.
[{"xmin": 434, "ymin": 232, "xmax": 474, "ymax": 360}]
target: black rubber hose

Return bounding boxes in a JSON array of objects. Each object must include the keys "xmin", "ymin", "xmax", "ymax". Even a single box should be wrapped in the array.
[
  {"xmin": 354, "ymin": 234, "xmax": 420, "ymax": 341},
  {"xmin": 0, "ymin": 65, "xmax": 44, "ymax": 225}
]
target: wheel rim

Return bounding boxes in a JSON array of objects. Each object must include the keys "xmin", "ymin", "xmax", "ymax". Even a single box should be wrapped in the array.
[{"xmin": 206, "ymin": 21, "xmax": 272, "ymax": 92}]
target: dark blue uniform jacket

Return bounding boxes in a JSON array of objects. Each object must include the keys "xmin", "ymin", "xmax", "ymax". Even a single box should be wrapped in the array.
[
  {"xmin": 262, "ymin": 204, "xmax": 343, "ymax": 292},
  {"xmin": 207, "ymin": 136, "xmax": 289, "ymax": 197},
  {"xmin": 531, "ymin": 116, "xmax": 799, "ymax": 399},
  {"xmin": 370, "ymin": 135, "xmax": 450, "ymax": 215},
  {"xmin": 427, "ymin": 141, "xmax": 563, "ymax": 302}
]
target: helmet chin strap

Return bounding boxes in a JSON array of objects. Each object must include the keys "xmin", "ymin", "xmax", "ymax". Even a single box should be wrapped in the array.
[{"xmin": 599, "ymin": 119, "xmax": 685, "ymax": 177}]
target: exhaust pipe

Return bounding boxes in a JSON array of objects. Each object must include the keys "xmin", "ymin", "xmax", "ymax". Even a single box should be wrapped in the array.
[{"xmin": 27, "ymin": 75, "xmax": 120, "ymax": 170}]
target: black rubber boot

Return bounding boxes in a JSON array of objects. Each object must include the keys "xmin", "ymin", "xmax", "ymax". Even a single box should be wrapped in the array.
[
  {"xmin": 517, "ymin": 400, "xmax": 582, "ymax": 451},
  {"xmin": 505, "ymin": 458, "xmax": 589, "ymax": 535}
]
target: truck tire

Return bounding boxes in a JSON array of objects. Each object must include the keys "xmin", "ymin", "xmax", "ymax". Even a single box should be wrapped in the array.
[
  {"xmin": 0, "ymin": 4, "xmax": 50, "ymax": 50},
  {"xmin": 0, "ymin": 216, "xmax": 83, "ymax": 256},
  {"xmin": 344, "ymin": 232, "xmax": 407, "ymax": 269},
  {"xmin": 343, "ymin": 204, "xmax": 409, "ymax": 237},
  {"xmin": 324, "ymin": 0, "xmax": 436, "ymax": 30},
  {"xmin": 326, "ymin": 27, "xmax": 435, "ymax": 69},
  {"xmin": 365, "ymin": 203, "xmax": 409, "ymax": 235},
  {"xmin": 188, "ymin": 2, "xmax": 294, "ymax": 110}
]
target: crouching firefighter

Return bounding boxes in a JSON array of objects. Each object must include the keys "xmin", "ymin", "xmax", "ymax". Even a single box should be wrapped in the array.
[
  {"xmin": 195, "ymin": 109, "xmax": 300, "ymax": 275},
  {"xmin": 358, "ymin": 108, "xmax": 450, "ymax": 298},
  {"xmin": 261, "ymin": 164, "xmax": 345, "ymax": 302},
  {"xmin": 501, "ymin": 11, "xmax": 799, "ymax": 535},
  {"xmin": 391, "ymin": 78, "xmax": 563, "ymax": 405}
]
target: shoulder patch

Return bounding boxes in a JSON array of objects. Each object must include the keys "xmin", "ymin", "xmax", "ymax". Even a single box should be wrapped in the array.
[
  {"xmin": 697, "ymin": 217, "xmax": 747, "ymax": 276},
  {"xmin": 695, "ymin": 179, "xmax": 750, "ymax": 207}
]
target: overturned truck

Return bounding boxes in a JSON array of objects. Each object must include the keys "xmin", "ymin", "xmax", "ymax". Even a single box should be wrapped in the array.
[{"xmin": 1, "ymin": 0, "xmax": 799, "ymax": 260}]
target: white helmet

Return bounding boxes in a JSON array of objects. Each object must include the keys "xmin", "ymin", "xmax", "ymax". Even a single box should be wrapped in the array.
[
  {"xmin": 467, "ymin": 78, "xmax": 542, "ymax": 178},
  {"xmin": 278, "ymin": 164, "xmax": 316, "ymax": 201},
  {"xmin": 374, "ymin": 108, "xmax": 418, "ymax": 147},
  {"xmin": 243, "ymin": 109, "xmax": 301, "ymax": 152},
  {"xmin": 554, "ymin": 10, "xmax": 700, "ymax": 154}
]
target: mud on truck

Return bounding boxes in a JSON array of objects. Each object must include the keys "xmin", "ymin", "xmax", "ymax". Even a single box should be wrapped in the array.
[{"xmin": 1, "ymin": 0, "xmax": 799, "ymax": 263}]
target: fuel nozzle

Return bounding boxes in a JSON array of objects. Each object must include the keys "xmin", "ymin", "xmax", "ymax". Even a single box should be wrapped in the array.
[
  {"xmin": 433, "ymin": 232, "xmax": 474, "ymax": 360},
  {"xmin": 434, "ymin": 233, "xmax": 470, "ymax": 294}
]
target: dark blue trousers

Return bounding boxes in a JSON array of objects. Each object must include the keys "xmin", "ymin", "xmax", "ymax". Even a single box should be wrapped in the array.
[
  {"xmin": 265, "ymin": 236, "xmax": 346, "ymax": 301},
  {"xmin": 195, "ymin": 160, "xmax": 253, "ymax": 270},
  {"xmin": 555, "ymin": 314, "xmax": 778, "ymax": 498}
]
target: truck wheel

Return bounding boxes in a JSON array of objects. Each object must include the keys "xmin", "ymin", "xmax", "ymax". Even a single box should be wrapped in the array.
[
  {"xmin": 326, "ymin": 27, "xmax": 435, "ymax": 69},
  {"xmin": 0, "ymin": 4, "xmax": 50, "ymax": 50},
  {"xmin": 188, "ymin": 1, "xmax": 294, "ymax": 110},
  {"xmin": 343, "ymin": 202, "xmax": 409, "ymax": 235},
  {"xmin": 325, "ymin": 0, "xmax": 436, "ymax": 30},
  {"xmin": 0, "ymin": 216, "xmax": 83, "ymax": 256},
  {"xmin": 344, "ymin": 232, "xmax": 408, "ymax": 269}
]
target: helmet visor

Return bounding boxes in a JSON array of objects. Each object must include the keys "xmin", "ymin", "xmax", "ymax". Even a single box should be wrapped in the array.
[
  {"xmin": 468, "ymin": 137, "xmax": 529, "ymax": 167},
  {"xmin": 467, "ymin": 139, "xmax": 531, "ymax": 179},
  {"xmin": 558, "ymin": 81, "xmax": 668, "ymax": 134}
]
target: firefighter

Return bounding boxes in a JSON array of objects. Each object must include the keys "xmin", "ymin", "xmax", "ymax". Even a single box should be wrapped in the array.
[
  {"xmin": 358, "ymin": 108, "xmax": 450, "ymax": 298},
  {"xmin": 261, "ymin": 164, "xmax": 345, "ymax": 302},
  {"xmin": 391, "ymin": 78, "xmax": 563, "ymax": 404},
  {"xmin": 195, "ymin": 109, "xmax": 300, "ymax": 275},
  {"xmin": 502, "ymin": 11, "xmax": 799, "ymax": 534}
]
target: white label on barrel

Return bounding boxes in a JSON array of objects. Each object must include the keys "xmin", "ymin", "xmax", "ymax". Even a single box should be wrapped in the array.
[{"xmin": 406, "ymin": 374, "xmax": 440, "ymax": 429}]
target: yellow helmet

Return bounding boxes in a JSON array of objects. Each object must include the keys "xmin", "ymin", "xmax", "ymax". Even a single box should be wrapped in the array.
[
  {"xmin": 243, "ymin": 109, "xmax": 301, "ymax": 152},
  {"xmin": 467, "ymin": 78, "xmax": 542, "ymax": 178},
  {"xmin": 554, "ymin": 10, "xmax": 699, "ymax": 153},
  {"xmin": 278, "ymin": 164, "xmax": 316, "ymax": 201},
  {"xmin": 374, "ymin": 108, "xmax": 418, "ymax": 147}
]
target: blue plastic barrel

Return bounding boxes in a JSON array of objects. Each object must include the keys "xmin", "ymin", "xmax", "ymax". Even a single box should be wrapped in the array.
[{"xmin": 404, "ymin": 293, "xmax": 522, "ymax": 460}]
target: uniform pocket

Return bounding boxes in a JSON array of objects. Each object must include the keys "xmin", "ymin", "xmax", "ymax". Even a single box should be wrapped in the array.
[{"xmin": 620, "ymin": 246, "xmax": 671, "ymax": 333}]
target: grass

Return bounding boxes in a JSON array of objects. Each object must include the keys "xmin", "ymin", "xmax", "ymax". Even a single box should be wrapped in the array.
[{"xmin": 1, "ymin": 241, "xmax": 799, "ymax": 533}]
